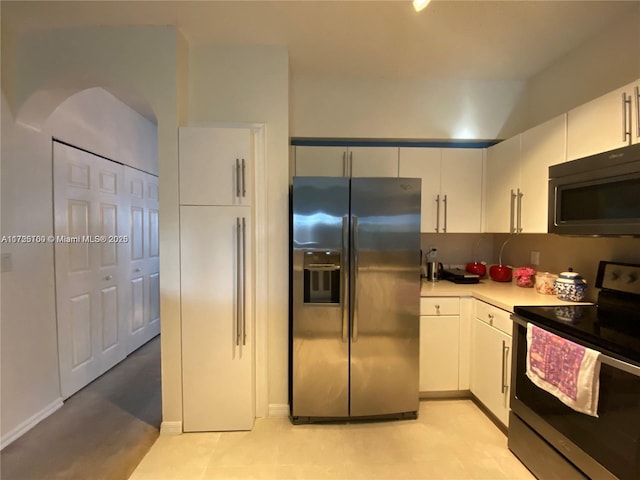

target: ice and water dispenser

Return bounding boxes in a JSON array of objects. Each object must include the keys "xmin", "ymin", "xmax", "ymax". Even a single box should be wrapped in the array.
[{"xmin": 302, "ymin": 251, "xmax": 341, "ymax": 304}]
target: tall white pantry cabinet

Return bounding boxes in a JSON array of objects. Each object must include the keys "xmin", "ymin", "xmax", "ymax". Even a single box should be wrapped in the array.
[{"xmin": 179, "ymin": 126, "xmax": 255, "ymax": 432}]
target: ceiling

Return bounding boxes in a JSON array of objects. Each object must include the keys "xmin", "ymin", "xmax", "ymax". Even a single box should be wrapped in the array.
[{"xmin": 3, "ymin": 0, "xmax": 638, "ymax": 81}]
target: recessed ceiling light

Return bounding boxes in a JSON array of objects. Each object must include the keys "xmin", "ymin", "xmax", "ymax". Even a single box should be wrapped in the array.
[{"xmin": 413, "ymin": 0, "xmax": 432, "ymax": 12}]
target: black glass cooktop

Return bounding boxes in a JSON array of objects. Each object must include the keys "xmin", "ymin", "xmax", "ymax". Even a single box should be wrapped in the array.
[{"xmin": 514, "ymin": 303, "xmax": 640, "ymax": 365}]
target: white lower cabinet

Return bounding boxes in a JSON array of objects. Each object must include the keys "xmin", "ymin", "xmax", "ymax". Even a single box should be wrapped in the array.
[
  {"xmin": 419, "ymin": 297, "xmax": 471, "ymax": 393},
  {"xmin": 180, "ymin": 206, "xmax": 254, "ymax": 432},
  {"xmin": 470, "ymin": 300, "xmax": 512, "ymax": 427}
]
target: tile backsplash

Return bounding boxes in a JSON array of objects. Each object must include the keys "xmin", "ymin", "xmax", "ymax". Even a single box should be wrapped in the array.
[{"xmin": 421, "ymin": 233, "xmax": 640, "ymax": 302}]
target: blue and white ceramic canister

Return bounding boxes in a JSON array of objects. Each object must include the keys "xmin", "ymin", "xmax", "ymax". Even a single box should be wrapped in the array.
[{"xmin": 554, "ymin": 269, "xmax": 587, "ymax": 302}]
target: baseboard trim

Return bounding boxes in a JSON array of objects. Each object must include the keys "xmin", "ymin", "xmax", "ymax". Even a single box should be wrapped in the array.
[
  {"xmin": 268, "ymin": 404, "xmax": 290, "ymax": 418},
  {"xmin": 160, "ymin": 421, "xmax": 183, "ymax": 435},
  {"xmin": 1, "ymin": 397, "xmax": 64, "ymax": 450}
]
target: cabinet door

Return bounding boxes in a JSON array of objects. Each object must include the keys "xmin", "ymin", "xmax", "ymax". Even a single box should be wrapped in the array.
[
  {"xmin": 485, "ymin": 135, "xmax": 521, "ymax": 233},
  {"xmin": 294, "ymin": 146, "xmax": 347, "ymax": 177},
  {"xmin": 567, "ymin": 83, "xmax": 634, "ymax": 161},
  {"xmin": 419, "ymin": 315, "xmax": 459, "ymax": 392},
  {"xmin": 472, "ymin": 318, "xmax": 511, "ymax": 427},
  {"xmin": 399, "ymin": 148, "xmax": 441, "ymax": 233},
  {"xmin": 181, "ymin": 205, "xmax": 254, "ymax": 432},
  {"xmin": 519, "ymin": 114, "xmax": 567, "ymax": 233},
  {"xmin": 441, "ymin": 148, "xmax": 483, "ymax": 233},
  {"xmin": 179, "ymin": 127, "xmax": 252, "ymax": 206},
  {"xmin": 350, "ymin": 147, "xmax": 399, "ymax": 177}
]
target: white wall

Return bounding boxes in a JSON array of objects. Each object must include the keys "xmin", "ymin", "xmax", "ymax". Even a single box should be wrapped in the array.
[
  {"xmin": 291, "ymin": 75, "xmax": 525, "ymax": 140},
  {"xmin": 507, "ymin": 5, "xmax": 640, "ymax": 137},
  {"xmin": 188, "ymin": 44, "xmax": 290, "ymax": 412},
  {"xmin": 1, "ymin": 27, "xmax": 178, "ymax": 446}
]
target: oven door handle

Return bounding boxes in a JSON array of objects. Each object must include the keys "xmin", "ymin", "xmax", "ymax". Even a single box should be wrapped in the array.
[{"xmin": 511, "ymin": 314, "xmax": 640, "ymax": 378}]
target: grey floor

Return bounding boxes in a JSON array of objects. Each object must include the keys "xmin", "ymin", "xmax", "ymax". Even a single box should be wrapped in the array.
[{"xmin": 1, "ymin": 336, "xmax": 161, "ymax": 480}]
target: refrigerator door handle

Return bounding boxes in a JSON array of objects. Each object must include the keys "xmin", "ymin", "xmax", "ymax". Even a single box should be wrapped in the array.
[
  {"xmin": 341, "ymin": 215, "xmax": 349, "ymax": 343},
  {"xmin": 235, "ymin": 217, "xmax": 242, "ymax": 346},
  {"xmin": 352, "ymin": 215, "xmax": 359, "ymax": 342}
]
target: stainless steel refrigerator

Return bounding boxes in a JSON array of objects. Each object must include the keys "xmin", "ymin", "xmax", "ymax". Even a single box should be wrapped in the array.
[{"xmin": 290, "ymin": 176, "xmax": 421, "ymax": 421}]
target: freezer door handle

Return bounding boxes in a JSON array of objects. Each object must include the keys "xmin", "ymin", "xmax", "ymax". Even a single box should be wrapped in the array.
[
  {"xmin": 341, "ymin": 215, "xmax": 349, "ymax": 343},
  {"xmin": 352, "ymin": 215, "xmax": 359, "ymax": 342}
]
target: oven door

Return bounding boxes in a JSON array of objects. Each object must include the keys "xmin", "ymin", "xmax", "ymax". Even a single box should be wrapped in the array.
[{"xmin": 510, "ymin": 317, "xmax": 640, "ymax": 480}]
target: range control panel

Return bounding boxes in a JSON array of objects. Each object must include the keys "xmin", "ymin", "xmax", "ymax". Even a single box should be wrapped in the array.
[{"xmin": 596, "ymin": 261, "xmax": 640, "ymax": 296}]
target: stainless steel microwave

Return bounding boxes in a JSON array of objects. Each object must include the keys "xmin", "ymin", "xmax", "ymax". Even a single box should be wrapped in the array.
[{"xmin": 548, "ymin": 143, "xmax": 640, "ymax": 236}]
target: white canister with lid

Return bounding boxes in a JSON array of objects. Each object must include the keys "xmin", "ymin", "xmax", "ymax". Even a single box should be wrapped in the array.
[{"xmin": 554, "ymin": 268, "xmax": 587, "ymax": 302}]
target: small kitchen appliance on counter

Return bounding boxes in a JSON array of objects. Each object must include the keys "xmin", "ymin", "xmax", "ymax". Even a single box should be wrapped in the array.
[
  {"xmin": 441, "ymin": 268, "xmax": 480, "ymax": 284},
  {"xmin": 509, "ymin": 260, "xmax": 640, "ymax": 480}
]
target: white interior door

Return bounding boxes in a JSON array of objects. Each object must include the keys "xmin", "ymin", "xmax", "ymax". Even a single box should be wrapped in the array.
[
  {"xmin": 124, "ymin": 166, "xmax": 160, "ymax": 353},
  {"xmin": 53, "ymin": 141, "xmax": 128, "ymax": 398}
]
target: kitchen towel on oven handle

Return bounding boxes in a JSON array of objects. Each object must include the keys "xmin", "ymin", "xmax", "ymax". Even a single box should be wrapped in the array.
[{"xmin": 526, "ymin": 323, "xmax": 602, "ymax": 417}]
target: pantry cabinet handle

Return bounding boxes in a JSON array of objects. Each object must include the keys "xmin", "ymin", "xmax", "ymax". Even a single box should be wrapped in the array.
[
  {"xmin": 517, "ymin": 188, "xmax": 523, "ymax": 233},
  {"xmin": 635, "ymin": 86, "xmax": 640, "ymax": 139},
  {"xmin": 443, "ymin": 194, "xmax": 448, "ymax": 233},
  {"xmin": 236, "ymin": 217, "xmax": 242, "ymax": 346},
  {"xmin": 242, "ymin": 217, "xmax": 247, "ymax": 345},
  {"xmin": 510, "ymin": 190, "xmax": 517, "ymax": 234},
  {"xmin": 241, "ymin": 158, "xmax": 246, "ymax": 198},
  {"xmin": 235, "ymin": 159, "xmax": 241, "ymax": 198},
  {"xmin": 435, "ymin": 194, "xmax": 440, "ymax": 233},
  {"xmin": 622, "ymin": 92, "xmax": 632, "ymax": 144},
  {"xmin": 501, "ymin": 340, "xmax": 510, "ymax": 394}
]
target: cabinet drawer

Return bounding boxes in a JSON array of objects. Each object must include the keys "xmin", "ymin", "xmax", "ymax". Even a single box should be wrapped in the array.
[
  {"xmin": 474, "ymin": 300, "xmax": 512, "ymax": 336},
  {"xmin": 420, "ymin": 297, "xmax": 460, "ymax": 316}
]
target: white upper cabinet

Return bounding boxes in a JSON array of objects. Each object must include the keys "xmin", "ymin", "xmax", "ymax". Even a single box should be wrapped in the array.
[
  {"xmin": 294, "ymin": 146, "xmax": 399, "ymax": 177},
  {"xmin": 485, "ymin": 135, "xmax": 521, "ymax": 233},
  {"xmin": 567, "ymin": 79, "xmax": 640, "ymax": 161},
  {"xmin": 399, "ymin": 147, "xmax": 483, "ymax": 233},
  {"xmin": 294, "ymin": 146, "xmax": 346, "ymax": 176},
  {"xmin": 519, "ymin": 114, "xmax": 567, "ymax": 233},
  {"xmin": 179, "ymin": 126, "xmax": 252, "ymax": 206},
  {"xmin": 485, "ymin": 114, "xmax": 566, "ymax": 234}
]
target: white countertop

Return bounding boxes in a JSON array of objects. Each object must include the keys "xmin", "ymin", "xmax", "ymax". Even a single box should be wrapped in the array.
[{"xmin": 421, "ymin": 279, "xmax": 593, "ymax": 313}]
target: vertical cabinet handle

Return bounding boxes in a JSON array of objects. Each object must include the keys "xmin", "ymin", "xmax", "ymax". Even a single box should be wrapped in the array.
[
  {"xmin": 501, "ymin": 340, "xmax": 510, "ymax": 394},
  {"xmin": 236, "ymin": 217, "xmax": 242, "ymax": 346},
  {"xmin": 510, "ymin": 189, "xmax": 517, "ymax": 234},
  {"xmin": 342, "ymin": 152, "xmax": 347, "ymax": 177},
  {"xmin": 241, "ymin": 158, "xmax": 246, "ymax": 198},
  {"xmin": 635, "ymin": 86, "xmax": 640, "ymax": 139},
  {"xmin": 517, "ymin": 188, "xmax": 523, "ymax": 233},
  {"xmin": 351, "ymin": 215, "xmax": 359, "ymax": 342},
  {"xmin": 341, "ymin": 216, "xmax": 349, "ymax": 343},
  {"xmin": 435, "ymin": 194, "xmax": 440, "ymax": 232},
  {"xmin": 622, "ymin": 92, "xmax": 632, "ymax": 144},
  {"xmin": 241, "ymin": 217, "xmax": 247, "ymax": 345},
  {"xmin": 235, "ymin": 159, "xmax": 241, "ymax": 198},
  {"xmin": 442, "ymin": 194, "xmax": 448, "ymax": 233}
]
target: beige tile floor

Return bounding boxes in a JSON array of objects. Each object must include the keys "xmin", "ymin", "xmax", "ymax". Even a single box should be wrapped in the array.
[{"xmin": 129, "ymin": 399, "xmax": 535, "ymax": 480}]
